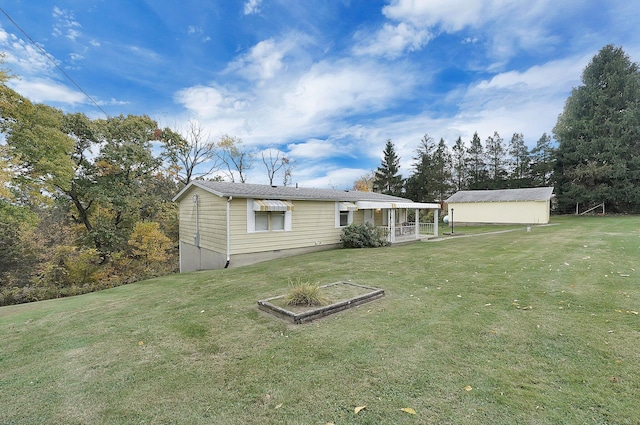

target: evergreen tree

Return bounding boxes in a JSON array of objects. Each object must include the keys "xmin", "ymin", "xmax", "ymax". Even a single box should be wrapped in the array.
[
  {"xmin": 466, "ymin": 132, "xmax": 487, "ymax": 188},
  {"xmin": 553, "ymin": 45, "xmax": 640, "ymax": 213},
  {"xmin": 373, "ymin": 139, "xmax": 404, "ymax": 196},
  {"xmin": 485, "ymin": 131, "xmax": 507, "ymax": 182},
  {"xmin": 405, "ymin": 135, "xmax": 435, "ymax": 202},
  {"xmin": 432, "ymin": 138, "xmax": 454, "ymax": 201},
  {"xmin": 530, "ymin": 133, "xmax": 556, "ymax": 186},
  {"xmin": 508, "ymin": 132, "xmax": 531, "ymax": 185},
  {"xmin": 451, "ymin": 136, "xmax": 467, "ymax": 191}
]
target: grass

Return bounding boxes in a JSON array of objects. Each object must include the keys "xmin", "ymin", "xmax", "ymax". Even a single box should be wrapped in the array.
[{"xmin": 1, "ymin": 216, "xmax": 639, "ymax": 424}]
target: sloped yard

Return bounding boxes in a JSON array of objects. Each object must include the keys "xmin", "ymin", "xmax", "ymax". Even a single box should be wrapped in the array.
[{"xmin": 1, "ymin": 216, "xmax": 639, "ymax": 424}]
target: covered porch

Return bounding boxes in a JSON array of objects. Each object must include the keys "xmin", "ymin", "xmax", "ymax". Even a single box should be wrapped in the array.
[{"xmin": 355, "ymin": 201, "xmax": 441, "ymax": 244}]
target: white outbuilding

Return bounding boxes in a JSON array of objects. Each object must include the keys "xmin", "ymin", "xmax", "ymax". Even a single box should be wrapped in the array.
[{"xmin": 445, "ymin": 187, "xmax": 554, "ymax": 225}]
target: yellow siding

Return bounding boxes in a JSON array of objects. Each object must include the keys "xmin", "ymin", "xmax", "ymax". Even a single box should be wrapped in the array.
[
  {"xmin": 178, "ymin": 187, "xmax": 227, "ymax": 253},
  {"xmin": 448, "ymin": 200, "xmax": 550, "ymax": 224},
  {"xmin": 228, "ymin": 200, "xmax": 345, "ymax": 254}
]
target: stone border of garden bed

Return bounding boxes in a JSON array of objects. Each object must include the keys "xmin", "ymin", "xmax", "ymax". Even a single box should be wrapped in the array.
[{"xmin": 257, "ymin": 281, "xmax": 385, "ymax": 324}]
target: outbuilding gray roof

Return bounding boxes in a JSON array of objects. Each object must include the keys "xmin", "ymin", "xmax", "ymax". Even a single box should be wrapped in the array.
[
  {"xmin": 446, "ymin": 187, "xmax": 554, "ymax": 203},
  {"xmin": 173, "ymin": 180, "xmax": 412, "ymax": 203}
]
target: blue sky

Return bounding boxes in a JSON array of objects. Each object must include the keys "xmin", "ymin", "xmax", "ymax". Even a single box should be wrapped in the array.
[{"xmin": 1, "ymin": 1, "xmax": 639, "ymax": 189}]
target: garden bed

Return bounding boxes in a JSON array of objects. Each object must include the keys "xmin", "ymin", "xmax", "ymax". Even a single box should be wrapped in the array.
[{"xmin": 257, "ymin": 281, "xmax": 384, "ymax": 324}]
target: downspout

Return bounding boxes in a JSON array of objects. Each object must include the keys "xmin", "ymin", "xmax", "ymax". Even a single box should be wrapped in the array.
[{"xmin": 224, "ymin": 196, "xmax": 232, "ymax": 268}]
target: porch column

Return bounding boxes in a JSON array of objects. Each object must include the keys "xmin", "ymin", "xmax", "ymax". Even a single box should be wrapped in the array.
[
  {"xmin": 415, "ymin": 208, "xmax": 420, "ymax": 240},
  {"xmin": 433, "ymin": 208, "xmax": 439, "ymax": 237},
  {"xmin": 389, "ymin": 209, "xmax": 395, "ymax": 243}
]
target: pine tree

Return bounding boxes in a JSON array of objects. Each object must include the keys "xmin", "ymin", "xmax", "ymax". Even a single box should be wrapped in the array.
[
  {"xmin": 553, "ymin": 45, "xmax": 640, "ymax": 213},
  {"xmin": 466, "ymin": 132, "xmax": 487, "ymax": 188},
  {"xmin": 373, "ymin": 139, "xmax": 404, "ymax": 196},
  {"xmin": 508, "ymin": 132, "xmax": 531, "ymax": 184},
  {"xmin": 451, "ymin": 136, "xmax": 467, "ymax": 191},
  {"xmin": 530, "ymin": 133, "xmax": 555, "ymax": 186},
  {"xmin": 485, "ymin": 131, "xmax": 507, "ymax": 182}
]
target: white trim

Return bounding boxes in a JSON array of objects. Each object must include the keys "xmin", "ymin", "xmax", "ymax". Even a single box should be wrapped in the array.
[
  {"xmin": 356, "ymin": 200, "xmax": 440, "ymax": 210},
  {"xmin": 338, "ymin": 201, "xmax": 358, "ymax": 211},
  {"xmin": 247, "ymin": 199, "xmax": 255, "ymax": 232},
  {"xmin": 248, "ymin": 198, "xmax": 292, "ymax": 232},
  {"xmin": 335, "ymin": 202, "xmax": 354, "ymax": 227}
]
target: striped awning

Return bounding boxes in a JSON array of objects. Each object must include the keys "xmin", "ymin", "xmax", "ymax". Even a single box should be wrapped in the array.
[
  {"xmin": 253, "ymin": 200, "xmax": 295, "ymax": 212},
  {"xmin": 339, "ymin": 201, "xmax": 358, "ymax": 211}
]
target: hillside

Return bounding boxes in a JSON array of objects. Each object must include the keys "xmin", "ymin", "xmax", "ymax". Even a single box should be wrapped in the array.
[{"xmin": 1, "ymin": 216, "xmax": 639, "ymax": 424}]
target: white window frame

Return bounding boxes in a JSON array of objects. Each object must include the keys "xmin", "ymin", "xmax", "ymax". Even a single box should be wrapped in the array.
[
  {"xmin": 247, "ymin": 199, "xmax": 292, "ymax": 233},
  {"xmin": 335, "ymin": 202, "xmax": 354, "ymax": 228}
]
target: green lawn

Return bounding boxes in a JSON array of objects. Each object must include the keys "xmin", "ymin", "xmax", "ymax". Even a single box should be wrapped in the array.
[{"xmin": 1, "ymin": 216, "xmax": 639, "ymax": 424}]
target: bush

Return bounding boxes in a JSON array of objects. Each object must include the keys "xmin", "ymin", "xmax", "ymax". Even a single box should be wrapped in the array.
[{"xmin": 340, "ymin": 223, "xmax": 389, "ymax": 248}]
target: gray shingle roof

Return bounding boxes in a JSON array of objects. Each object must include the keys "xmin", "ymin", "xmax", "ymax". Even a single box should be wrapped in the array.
[
  {"xmin": 174, "ymin": 180, "xmax": 412, "ymax": 203},
  {"xmin": 446, "ymin": 187, "xmax": 554, "ymax": 203}
]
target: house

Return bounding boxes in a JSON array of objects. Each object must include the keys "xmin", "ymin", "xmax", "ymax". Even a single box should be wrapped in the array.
[
  {"xmin": 445, "ymin": 187, "xmax": 554, "ymax": 225},
  {"xmin": 173, "ymin": 181, "xmax": 440, "ymax": 272}
]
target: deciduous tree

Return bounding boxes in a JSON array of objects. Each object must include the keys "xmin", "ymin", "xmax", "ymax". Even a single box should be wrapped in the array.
[
  {"xmin": 218, "ymin": 134, "xmax": 254, "ymax": 183},
  {"xmin": 160, "ymin": 120, "xmax": 221, "ymax": 186}
]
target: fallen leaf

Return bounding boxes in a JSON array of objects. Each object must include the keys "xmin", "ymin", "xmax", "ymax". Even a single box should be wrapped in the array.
[
  {"xmin": 401, "ymin": 407, "xmax": 417, "ymax": 414},
  {"xmin": 354, "ymin": 405, "xmax": 367, "ymax": 414},
  {"xmin": 484, "ymin": 303, "xmax": 492, "ymax": 306},
  {"xmin": 275, "ymin": 403, "xmax": 283, "ymax": 409},
  {"xmin": 138, "ymin": 341, "xmax": 144, "ymax": 346},
  {"xmin": 464, "ymin": 385, "xmax": 473, "ymax": 391}
]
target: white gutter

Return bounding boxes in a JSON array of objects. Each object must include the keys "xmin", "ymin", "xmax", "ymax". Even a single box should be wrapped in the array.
[{"xmin": 356, "ymin": 201, "xmax": 440, "ymax": 209}]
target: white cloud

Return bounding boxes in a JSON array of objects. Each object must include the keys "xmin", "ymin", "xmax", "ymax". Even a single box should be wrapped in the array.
[
  {"xmin": 228, "ymin": 38, "xmax": 287, "ymax": 82},
  {"xmin": 383, "ymin": 0, "xmax": 486, "ymax": 31},
  {"xmin": 297, "ymin": 167, "xmax": 370, "ymax": 190},
  {"xmin": 8, "ymin": 77, "xmax": 85, "ymax": 104},
  {"xmin": 0, "ymin": 29, "xmax": 54, "ymax": 75},
  {"xmin": 177, "ymin": 50, "xmax": 415, "ymax": 148},
  {"xmin": 379, "ymin": 0, "xmax": 574, "ymax": 66},
  {"xmin": 353, "ymin": 22, "xmax": 432, "ymax": 58},
  {"xmin": 52, "ymin": 7, "xmax": 82, "ymax": 42},
  {"xmin": 287, "ymin": 139, "xmax": 340, "ymax": 159},
  {"xmin": 243, "ymin": 0, "xmax": 263, "ymax": 15},
  {"xmin": 474, "ymin": 56, "xmax": 586, "ymax": 92}
]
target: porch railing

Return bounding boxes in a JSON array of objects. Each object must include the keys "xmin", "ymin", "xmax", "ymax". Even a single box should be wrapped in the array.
[{"xmin": 377, "ymin": 222, "xmax": 435, "ymax": 243}]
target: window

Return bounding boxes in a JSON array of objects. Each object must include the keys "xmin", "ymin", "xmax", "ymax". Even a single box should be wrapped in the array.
[
  {"xmin": 339, "ymin": 210, "xmax": 349, "ymax": 227},
  {"xmin": 247, "ymin": 199, "xmax": 292, "ymax": 232},
  {"xmin": 255, "ymin": 212, "xmax": 269, "ymax": 231},
  {"xmin": 271, "ymin": 211, "xmax": 285, "ymax": 230},
  {"xmin": 336, "ymin": 202, "xmax": 356, "ymax": 227}
]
